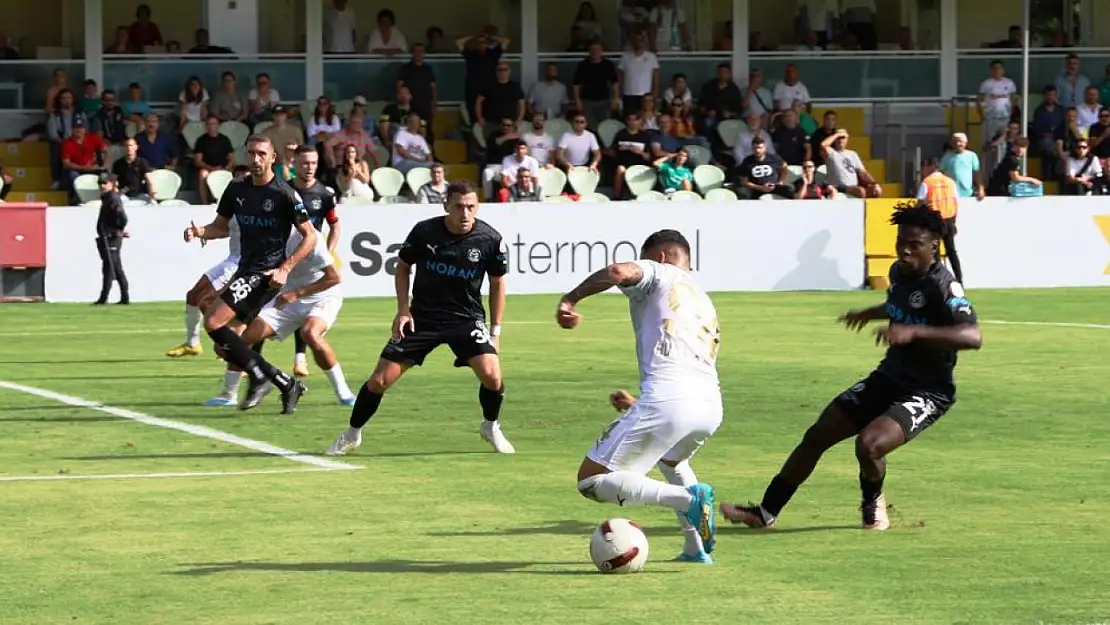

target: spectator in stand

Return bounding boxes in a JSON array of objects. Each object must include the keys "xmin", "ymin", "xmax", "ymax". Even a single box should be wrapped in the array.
[
  {"xmin": 417, "ymin": 163, "xmax": 449, "ymax": 203},
  {"xmin": 648, "ymin": 0, "xmax": 691, "ymax": 52},
  {"xmin": 1056, "ymin": 54, "xmax": 1090, "ymax": 109},
  {"xmin": 773, "ymin": 64, "xmax": 811, "ymax": 112},
  {"xmin": 1055, "ymin": 107, "xmax": 1084, "ymax": 179},
  {"xmin": 326, "ymin": 115, "xmax": 378, "ymax": 171},
  {"xmin": 379, "ymin": 86, "xmax": 414, "ymax": 147},
  {"xmin": 499, "ymin": 140, "xmax": 540, "ymax": 192},
  {"xmin": 1064, "ymin": 140, "xmax": 1104, "ymax": 195},
  {"xmin": 45, "ymin": 68, "xmax": 69, "ymax": 115},
  {"xmin": 110, "ymin": 137, "xmax": 154, "ymax": 202},
  {"xmin": 987, "ymin": 25, "xmax": 1022, "ymax": 49},
  {"xmin": 0, "ymin": 161, "xmax": 12, "ymax": 201},
  {"xmin": 0, "ymin": 33, "xmax": 16, "ymax": 59},
  {"xmin": 939, "ymin": 133, "xmax": 984, "ymax": 199},
  {"xmin": 61, "ymin": 118, "xmax": 107, "ymax": 197},
  {"xmin": 122, "ymin": 83, "xmax": 151, "ymax": 125},
  {"xmin": 1077, "ymin": 86, "xmax": 1101, "ymax": 128},
  {"xmin": 571, "ymin": 3, "xmax": 603, "ymax": 44},
  {"xmin": 663, "ymin": 73, "xmax": 693, "ymax": 108},
  {"xmin": 1098, "ymin": 65, "xmax": 1110, "ymax": 107},
  {"xmin": 714, "ymin": 21, "xmax": 734, "ymax": 51},
  {"xmin": 528, "ymin": 63, "xmax": 568, "ymax": 120},
  {"xmin": 654, "ymin": 149, "xmax": 694, "ymax": 192},
  {"xmin": 610, "ymin": 111, "xmax": 653, "ymax": 198},
  {"xmin": 736, "ymin": 137, "xmax": 792, "ymax": 199},
  {"xmin": 986, "ymin": 120, "xmax": 1022, "ymax": 160},
  {"xmin": 733, "ymin": 112, "xmax": 774, "ymax": 163},
  {"xmin": 425, "ymin": 27, "xmax": 450, "ymax": 54},
  {"xmin": 307, "ymin": 97, "xmax": 343, "ymax": 147},
  {"xmin": 557, "ymin": 112, "xmax": 601, "ymax": 173},
  {"xmin": 640, "ymin": 94, "xmax": 661, "ymax": 130},
  {"xmin": 210, "ymin": 71, "xmax": 248, "ymax": 123},
  {"xmin": 748, "ymin": 30, "xmax": 772, "ymax": 52},
  {"xmin": 165, "ymin": 40, "xmax": 183, "ymax": 54},
  {"xmin": 1030, "ymin": 86, "xmax": 1064, "ymax": 175},
  {"xmin": 501, "ymin": 167, "xmax": 543, "ymax": 202},
  {"xmin": 668, "ymin": 100, "xmax": 703, "ymax": 147},
  {"xmin": 795, "ymin": 28, "xmax": 822, "ymax": 52},
  {"xmin": 263, "ymin": 106, "xmax": 305, "ymax": 151},
  {"xmin": 841, "ymin": 0, "xmax": 877, "ymax": 50},
  {"xmin": 277, "ymin": 141, "xmax": 298, "ymax": 181},
  {"xmin": 248, "ymin": 73, "xmax": 282, "ymax": 124},
  {"xmin": 794, "ymin": 160, "xmax": 837, "ymax": 199},
  {"xmin": 367, "ymin": 9, "xmax": 408, "ymax": 55},
  {"xmin": 324, "ymin": 0, "xmax": 357, "ymax": 54},
  {"xmin": 771, "ymin": 109, "xmax": 809, "ymax": 166},
  {"xmin": 47, "ymin": 89, "xmax": 85, "ymax": 188},
  {"xmin": 189, "ymin": 29, "xmax": 233, "ymax": 54},
  {"xmin": 617, "ymin": 34, "xmax": 659, "ymax": 116},
  {"xmin": 397, "ymin": 43, "xmax": 438, "ymax": 141},
  {"xmin": 651, "ymin": 113, "xmax": 682, "ymax": 158},
  {"xmin": 809, "ymin": 110, "xmax": 838, "ymax": 167},
  {"xmin": 336, "ymin": 144, "xmax": 374, "ymax": 199},
  {"xmin": 391, "ymin": 113, "xmax": 434, "ymax": 174},
  {"xmin": 793, "ymin": 100, "xmax": 818, "ymax": 135},
  {"xmin": 129, "ymin": 4, "xmax": 164, "ymax": 50},
  {"xmin": 476, "ymin": 62, "xmax": 525, "ymax": 135},
  {"xmin": 136, "ymin": 114, "xmax": 178, "ymax": 170},
  {"xmin": 820, "ymin": 129, "xmax": 882, "ymax": 198},
  {"xmin": 698, "ymin": 64, "xmax": 743, "ymax": 140},
  {"xmin": 459, "ymin": 27, "xmax": 509, "ymax": 125},
  {"xmin": 1087, "ymin": 107, "xmax": 1110, "ymax": 169},
  {"xmin": 485, "ymin": 118, "xmax": 520, "ymax": 170},
  {"xmin": 573, "ymin": 42, "xmax": 619, "ymax": 129},
  {"xmin": 178, "ymin": 76, "xmax": 209, "ymax": 129},
  {"xmin": 80, "ymin": 80, "xmax": 102, "ymax": 117},
  {"xmin": 91, "ymin": 90, "xmax": 126, "ymax": 145},
  {"xmin": 193, "ymin": 115, "xmax": 234, "ymax": 204},
  {"xmin": 978, "ymin": 60, "xmax": 1018, "ymax": 145},
  {"xmin": 987, "ymin": 138, "xmax": 1040, "ymax": 196},
  {"xmin": 105, "ymin": 26, "xmax": 132, "ymax": 54},
  {"xmin": 618, "ymin": 0, "xmax": 649, "ymax": 49},
  {"xmin": 523, "ymin": 112, "xmax": 557, "ymax": 167},
  {"xmin": 741, "ymin": 68, "xmax": 774, "ymax": 126}
]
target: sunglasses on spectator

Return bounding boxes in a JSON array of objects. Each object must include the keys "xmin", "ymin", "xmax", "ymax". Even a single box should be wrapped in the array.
[
  {"xmin": 1078, "ymin": 144, "xmax": 1089, "ymax": 149},
  {"xmin": 574, "ymin": 119, "xmax": 587, "ymax": 124}
]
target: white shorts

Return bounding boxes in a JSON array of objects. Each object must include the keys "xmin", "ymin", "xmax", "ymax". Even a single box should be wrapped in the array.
[
  {"xmin": 586, "ymin": 398, "xmax": 723, "ymax": 474},
  {"xmin": 256, "ymin": 294, "xmax": 343, "ymax": 340},
  {"xmin": 204, "ymin": 256, "xmax": 240, "ymax": 291}
]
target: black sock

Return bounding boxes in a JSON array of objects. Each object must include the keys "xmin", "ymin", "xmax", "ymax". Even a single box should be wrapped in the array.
[
  {"xmin": 478, "ymin": 384, "xmax": 504, "ymax": 422},
  {"xmin": 760, "ymin": 475, "xmax": 799, "ymax": 518},
  {"xmin": 252, "ymin": 340, "xmax": 265, "ymax": 355},
  {"xmin": 349, "ymin": 384, "xmax": 384, "ymax": 428},
  {"xmin": 293, "ymin": 330, "xmax": 307, "ymax": 356},
  {"xmin": 860, "ymin": 472, "xmax": 885, "ymax": 503},
  {"xmin": 207, "ymin": 326, "xmax": 292, "ymax": 392}
]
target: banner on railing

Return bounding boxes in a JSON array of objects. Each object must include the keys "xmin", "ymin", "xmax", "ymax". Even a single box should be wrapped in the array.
[{"xmin": 44, "ymin": 201, "xmax": 867, "ymax": 303}]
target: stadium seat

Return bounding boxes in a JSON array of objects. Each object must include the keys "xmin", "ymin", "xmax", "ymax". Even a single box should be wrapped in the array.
[
  {"xmin": 252, "ymin": 121, "xmax": 275, "ymax": 135},
  {"xmin": 125, "ymin": 121, "xmax": 138, "ymax": 138},
  {"xmin": 340, "ymin": 195, "xmax": 376, "ymax": 205},
  {"xmin": 218, "ymin": 121, "xmax": 250, "ymax": 148},
  {"xmin": 636, "ymin": 190, "xmax": 667, "ymax": 201},
  {"xmin": 206, "ymin": 170, "xmax": 234, "ymax": 201},
  {"xmin": 472, "ymin": 125, "xmax": 487, "ymax": 149},
  {"xmin": 182, "ymin": 121, "xmax": 206, "ymax": 150},
  {"xmin": 623, "ymin": 164, "xmax": 657, "ymax": 197},
  {"xmin": 159, "ymin": 199, "xmax": 190, "ymax": 206},
  {"xmin": 458, "ymin": 103, "xmax": 472, "ymax": 128},
  {"xmin": 758, "ymin": 193, "xmax": 781, "ymax": 200},
  {"xmin": 11, "ymin": 166, "xmax": 54, "ymax": 190},
  {"xmin": 366, "ymin": 101, "xmax": 388, "ymax": 117},
  {"xmin": 334, "ymin": 100, "xmax": 354, "ymax": 119},
  {"xmin": 670, "ymin": 190, "xmax": 703, "ymax": 202},
  {"xmin": 73, "ymin": 174, "xmax": 100, "ymax": 203},
  {"xmin": 547, "ymin": 195, "xmax": 574, "ymax": 203},
  {"xmin": 693, "ymin": 164, "xmax": 725, "ymax": 194},
  {"xmin": 598, "ymin": 119, "xmax": 625, "ymax": 147},
  {"xmin": 683, "ymin": 144, "xmax": 712, "ymax": 167},
  {"xmin": 370, "ymin": 167, "xmax": 405, "ymax": 200},
  {"xmin": 544, "ymin": 118, "xmax": 571, "ymax": 143},
  {"xmin": 785, "ymin": 164, "xmax": 803, "ymax": 184},
  {"xmin": 567, "ymin": 166, "xmax": 600, "ymax": 195},
  {"xmin": 815, "ymin": 164, "xmax": 828, "ymax": 184},
  {"xmin": 580, "ymin": 192, "xmax": 610, "ymax": 202},
  {"xmin": 717, "ymin": 120, "xmax": 744, "ymax": 148},
  {"xmin": 705, "ymin": 187, "xmax": 737, "ymax": 201},
  {"xmin": 405, "ymin": 166, "xmax": 432, "ymax": 195},
  {"xmin": 435, "ymin": 139, "xmax": 466, "ymax": 164},
  {"xmin": 105, "ymin": 145, "xmax": 126, "ymax": 169},
  {"xmin": 537, "ymin": 167, "xmax": 567, "ymax": 198},
  {"xmin": 148, "ymin": 169, "xmax": 183, "ymax": 201}
]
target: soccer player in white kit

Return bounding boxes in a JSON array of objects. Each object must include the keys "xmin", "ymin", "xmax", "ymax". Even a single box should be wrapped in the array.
[
  {"xmin": 556, "ymin": 229, "xmax": 721, "ymax": 564},
  {"xmin": 209, "ymin": 228, "xmax": 355, "ymax": 408},
  {"xmin": 165, "ymin": 214, "xmax": 242, "ymax": 359}
]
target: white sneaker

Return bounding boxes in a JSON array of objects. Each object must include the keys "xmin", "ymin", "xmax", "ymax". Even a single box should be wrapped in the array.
[
  {"xmin": 325, "ymin": 428, "xmax": 362, "ymax": 456},
  {"xmin": 480, "ymin": 420, "xmax": 516, "ymax": 454}
]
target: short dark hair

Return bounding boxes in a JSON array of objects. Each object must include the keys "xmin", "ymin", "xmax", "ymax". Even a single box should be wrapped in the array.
[
  {"xmin": 377, "ymin": 8, "xmax": 395, "ymax": 23},
  {"xmin": 294, "ymin": 145, "xmax": 316, "ymax": 157},
  {"xmin": 990, "ymin": 59, "xmax": 1003, "ymax": 67},
  {"xmin": 1012, "ymin": 136, "xmax": 1029, "ymax": 148},
  {"xmin": 426, "ymin": 26, "xmax": 444, "ymax": 37},
  {"xmin": 128, "ymin": 82, "xmax": 141, "ymax": 90},
  {"xmin": 513, "ymin": 139, "xmax": 528, "ymax": 150},
  {"xmin": 751, "ymin": 136, "xmax": 765, "ymax": 146},
  {"xmin": 921, "ymin": 156, "xmax": 939, "ymax": 168},
  {"xmin": 255, "ymin": 72, "xmax": 270, "ymax": 81},
  {"xmin": 673, "ymin": 72, "xmax": 687, "ymax": 81},
  {"xmin": 1066, "ymin": 53, "xmax": 1079, "ymax": 61},
  {"xmin": 823, "ymin": 110, "xmax": 837, "ymax": 118},
  {"xmin": 206, "ymin": 113, "xmax": 220, "ymax": 122},
  {"xmin": 221, "ymin": 70, "xmax": 236, "ymax": 81},
  {"xmin": 716, "ymin": 63, "xmax": 730, "ymax": 71},
  {"xmin": 101, "ymin": 89, "xmax": 116, "ymax": 98},
  {"xmin": 446, "ymin": 179, "xmax": 476, "ymax": 201},
  {"xmin": 641, "ymin": 229, "xmax": 691, "ymax": 257},
  {"xmin": 84, "ymin": 79, "xmax": 97, "ymax": 87},
  {"xmin": 1043, "ymin": 85, "xmax": 1057, "ymax": 93},
  {"xmin": 890, "ymin": 201, "xmax": 945, "ymax": 238},
  {"xmin": 247, "ymin": 135, "xmax": 275, "ymax": 151}
]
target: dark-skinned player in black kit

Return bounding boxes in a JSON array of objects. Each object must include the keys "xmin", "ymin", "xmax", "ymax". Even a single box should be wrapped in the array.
[
  {"xmin": 326, "ymin": 179, "xmax": 515, "ymax": 456},
  {"xmin": 183, "ymin": 135, "xmax": 317, "ymax": 414},
  {"xmin": 721, "ymin": 201, "xmax": 982, "ymax": 531}
]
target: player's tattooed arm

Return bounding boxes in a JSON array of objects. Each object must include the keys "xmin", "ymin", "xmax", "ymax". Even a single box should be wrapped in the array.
[{"xmin": 562, "ymin": 262, "xmax": 644, "ymax": 304}]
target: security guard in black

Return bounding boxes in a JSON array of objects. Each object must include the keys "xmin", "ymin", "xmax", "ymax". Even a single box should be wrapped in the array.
[
  {"xmin": 215, "ymin": 176, "xmax": 308, "ymax": 320},
  {"xmin": 94, "ymin": 173, "xmax": 129, "ymax": 304}
]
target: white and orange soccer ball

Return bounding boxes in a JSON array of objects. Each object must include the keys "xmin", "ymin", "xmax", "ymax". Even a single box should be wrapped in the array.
[{"xmin": 589, "ymin": 518, "xmax": 650, "ymax": 573}]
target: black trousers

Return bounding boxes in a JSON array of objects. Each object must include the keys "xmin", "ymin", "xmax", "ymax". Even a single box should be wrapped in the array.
[
  {"xmin": 942, "ymin": 217, "xmax": 963, "ymax": 283},
  {"xmin": 96, "ymin": 234, "xmax": 129, "ymax": 303}
]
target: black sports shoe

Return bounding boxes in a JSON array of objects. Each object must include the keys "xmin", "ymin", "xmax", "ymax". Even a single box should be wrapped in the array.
[
  {"xmin": 239, "ymin": 376, "xmax": 273, "ymax": 411},
  {"xmin": 280, "ymin": 380, "xmax": 307, "ymax": 415},
  {"xmin": 719, "ymin": 502, "xmax": 775, "ymax": 528}
]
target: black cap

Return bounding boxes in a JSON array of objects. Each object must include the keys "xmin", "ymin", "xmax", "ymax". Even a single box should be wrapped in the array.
[
  {"xmin": 98, "ymin": 172, "xmax": 116, "ymax": 185},
  {"xmin": 73, "ymin": 117, "xmax": 86, "ymax": 127},
  {"xmin": 273, "ymin": 105, "xmax": 287, "ymax": 114}
]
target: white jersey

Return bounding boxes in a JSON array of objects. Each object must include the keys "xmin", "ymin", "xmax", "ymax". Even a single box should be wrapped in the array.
[
  {"xmin": 283, "ymin": 230, "xmax": 339, "ymax": 301},
  {"xmin": 227, "ymin": 215, "xmax": 241, "ymax": 258},
  {"xmin": 619, "ymin": 260, "xmax": 720, "ymax": 402}
]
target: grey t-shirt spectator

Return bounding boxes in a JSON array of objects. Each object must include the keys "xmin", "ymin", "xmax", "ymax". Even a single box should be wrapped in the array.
[
  {"xmin": 528, "ymin": 80, "xmax": 567, "ymax": 118},
  {"xmin": 824, "ymin": 147, "xmax": 865, "ymax": 187},
  {"xmin": 210, "ymin": 91, "xmax": 246, "ymax": 121}
]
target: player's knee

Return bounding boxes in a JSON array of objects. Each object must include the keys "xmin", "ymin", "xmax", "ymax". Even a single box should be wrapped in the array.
[
  {"xmin": 366, "ymin": 369, "xmax": 397, "ymax": 393},
  {"xmin": 576, "ymin": 475, "xmax": 602, "ymax": 501},
  {"xmin": 854, "ymin": 434, "xmax": 885, "ymax": 461}
]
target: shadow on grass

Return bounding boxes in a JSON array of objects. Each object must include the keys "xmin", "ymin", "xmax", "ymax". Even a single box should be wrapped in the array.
[
  {"xmin": 428, "ymin": 519, "xmax": 676, "ymax": 537},
  {"xmin": 172, "ymin": 559, "xmax": 645, "ymax": 576}
]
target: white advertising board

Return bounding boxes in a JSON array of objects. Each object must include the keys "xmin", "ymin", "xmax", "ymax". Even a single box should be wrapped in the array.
[{"xmin": 44, "ymin": 201, "xmax": 866, "ymax": 303}]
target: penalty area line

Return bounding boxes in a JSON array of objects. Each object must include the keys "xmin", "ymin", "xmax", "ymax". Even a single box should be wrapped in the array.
[
  {"xmin": 981, "ymin": 320, "xmax": 1110, "ymax": 330},
  {"xmin": 0, "ymin": 380, "xmax": 361, "ymax": 471},
  {"xmin": 0, "ymin": 468, "xmax": 335, "ymax": 483}
]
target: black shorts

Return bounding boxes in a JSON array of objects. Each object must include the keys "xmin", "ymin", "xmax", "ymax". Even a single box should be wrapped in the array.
[
  {"xmin": 831, "ymin": 370, "xmax": 954, "ymax": 441},
  {"xmin": 380, "ymin": 318, "xmax": 497, "ymax": 367},
  {"xmin": 219, "ymin": 270, "xmax": 279, "ymax": 324}
]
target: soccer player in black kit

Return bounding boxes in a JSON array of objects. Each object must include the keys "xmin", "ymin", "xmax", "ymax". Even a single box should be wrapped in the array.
[
  {"xmin": 721, "ymin": 202, "xmax": 982, "ymax": 531},
  {"xmin": 183, "ymin": 136, "xmax": 317, "ymax": 414},
  {"xmin": 289, "ymin": 145, "xmax": 342, "ymax": 379},
  {"xmin": 326, "ymin": 179, "xmax": 515, "ymax": 456}
]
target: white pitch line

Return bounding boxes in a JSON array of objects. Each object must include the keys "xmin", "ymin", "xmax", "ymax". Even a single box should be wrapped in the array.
[
  {"xmin": 0, "ymin": 380, "xmax": 361, "ymax": 471},
  {"xmin": 0, "ymin": 468, "xmax": 334, "ymax": 483},
  {"xmin": 982, "ymin": 320, "xmax": 1110, "ymax": 330}
]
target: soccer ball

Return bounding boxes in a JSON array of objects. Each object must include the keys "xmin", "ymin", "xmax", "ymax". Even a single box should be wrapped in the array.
[{"xmin": 589, "ymin": 518, "xmax": 649, "ymax": 573}]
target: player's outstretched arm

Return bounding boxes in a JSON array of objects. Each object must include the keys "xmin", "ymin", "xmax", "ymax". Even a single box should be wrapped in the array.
[
  {"xmin": 184, "ymin": 214, "xmax": 230, "ymax": 243},
  {"xmin": 887, "ymin": 323, "xmax": 982, "ymax": 350},
  {"xmin": 563, "ymin": 262, "xmax": 644, "ymax": 304},
  {"xmin": 839, "ymin": 304, "xmax": 889, "ymax": 331}
]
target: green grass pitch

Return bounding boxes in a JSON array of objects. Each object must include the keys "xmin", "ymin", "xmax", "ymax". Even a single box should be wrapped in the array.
[{"xmin": 0, "ymin": 289, "xmax": 1107, "ymax": 624}]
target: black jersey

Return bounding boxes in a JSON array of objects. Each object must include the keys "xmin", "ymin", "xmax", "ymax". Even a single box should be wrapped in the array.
[
  {"xmin": 216, "ymin": 175, "xmax": 308, "ymax": 273},
  {"xmin": 293, "ymin": 180, "xmax": 338, "ymax": 231},
  {"xmin": 398, "ymin": 217, "xmax": 508, "ymax": 326},
  {"xmin": 877, "ymin": 261, "xmax": 977, "ymax": 393}
]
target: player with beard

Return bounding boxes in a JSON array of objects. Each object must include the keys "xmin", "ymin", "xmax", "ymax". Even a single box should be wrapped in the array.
[
  {"xmin": 721, "ymin": 202, "xmax": 982, "ymax": 530},
  {"xmin": 183, "ymin": 135, "xmax": 315, "ymax": 414}
]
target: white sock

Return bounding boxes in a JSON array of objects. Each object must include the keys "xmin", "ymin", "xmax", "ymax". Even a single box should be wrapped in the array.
[
  {"xmin": 345, "ymin": 426, "xmax": 361, "ymax": 439},
  {"xmin": 185, "ymin": 306, "xmax": 202, "ymax": 347},
  {"xmin": 578, "ymin": 471, "xmax": 692, "ymax": 513},
  {"xmin": 222, "ymin": 370, "xmax": 241, "ymax": 396},
  {"xmin": 324, "ymin": 364, "xmax": 353, "ymax": 399},
  {"xmin": 295, "ymin": 352, "xmax": 308, "ymax": 366},
  {"xmin": 658, "ymin": 460, "xmax": 704, "ymax": 555}
]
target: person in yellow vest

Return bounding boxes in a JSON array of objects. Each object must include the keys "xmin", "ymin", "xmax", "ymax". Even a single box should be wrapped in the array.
[{"xmin": 916, "ymin": 156, "xmax": 963, "ymax": 282}]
